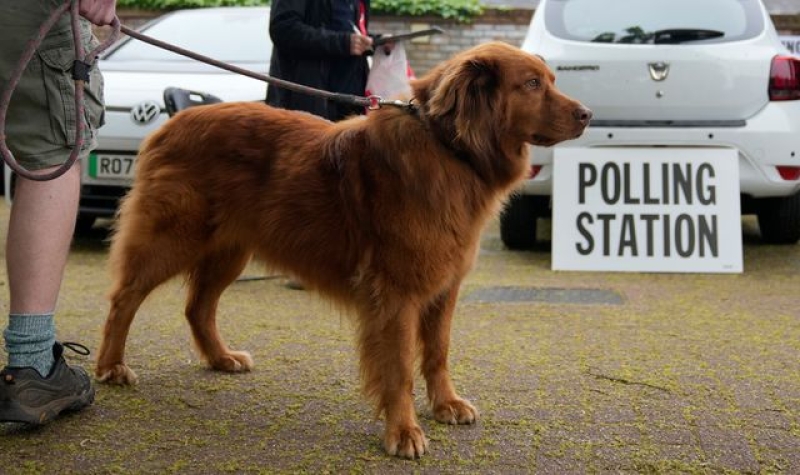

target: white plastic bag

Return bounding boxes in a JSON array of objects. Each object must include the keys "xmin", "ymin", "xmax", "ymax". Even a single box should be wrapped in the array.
[{"xmin": 365, "ymin": 43, "xmax": 413, "ymax": 100}]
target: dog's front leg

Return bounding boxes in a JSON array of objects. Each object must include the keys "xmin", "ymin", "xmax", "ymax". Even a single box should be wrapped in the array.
[
  {"xmin": 421, "ymin": 285, "xmax": 479, "ymax": 425},
  {"xmin": 358, "ymin": 301, "xmax": 428, "ymax": 458}
]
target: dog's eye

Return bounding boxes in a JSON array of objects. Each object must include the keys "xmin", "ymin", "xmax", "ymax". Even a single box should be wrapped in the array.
[{"xmin": 525, "ymin": 78, "xmax": 541, "ymax": 90}]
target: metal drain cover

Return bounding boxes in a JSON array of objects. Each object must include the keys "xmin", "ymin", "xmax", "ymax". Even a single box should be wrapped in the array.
[{"xmin": 464, "ymin": 286, "xmax": 623, "ymax": 305}]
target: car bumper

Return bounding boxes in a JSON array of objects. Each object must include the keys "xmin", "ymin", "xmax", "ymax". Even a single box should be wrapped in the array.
[
  {"xmin": 521, "ymin": 101, "xmax": 800, "ymax": 200},
  {"xmin": 78, "ymin": 109, "xmax": 168, "ymax": 217}
]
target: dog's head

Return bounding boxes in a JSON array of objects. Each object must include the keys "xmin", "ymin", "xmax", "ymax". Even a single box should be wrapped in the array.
[{"xmin": 412, "ymin": 42, "xmax": 591, "ymax": 159}]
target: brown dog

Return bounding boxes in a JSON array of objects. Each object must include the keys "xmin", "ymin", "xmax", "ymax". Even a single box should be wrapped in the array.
[{"xmin": 95, "ymin": 41, "xmax": 591, "ymax": 458}]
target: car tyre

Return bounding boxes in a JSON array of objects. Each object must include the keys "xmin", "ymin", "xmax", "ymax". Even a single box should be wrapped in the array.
[
  {"xmin": 756, "ymin": 191, "xmax": 800, "ymax": 244},
  {"xmin": 500, "ymin": 194, "xmax": 539, "ymax": 250}
]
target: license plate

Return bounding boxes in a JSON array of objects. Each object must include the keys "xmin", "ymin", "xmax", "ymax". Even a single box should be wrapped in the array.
[{"xmin": 88, "ymin": 153, "xmax": 136, "ymax": 180}]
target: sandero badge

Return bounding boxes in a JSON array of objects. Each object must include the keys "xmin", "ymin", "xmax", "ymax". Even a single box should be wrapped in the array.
[{"xmin": 648, "ymin": 62, "xmax": 670, "ymax": 81}]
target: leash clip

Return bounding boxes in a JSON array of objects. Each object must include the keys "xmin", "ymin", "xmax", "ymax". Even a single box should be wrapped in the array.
[{"xmin": 366, "ymin": 95, "xmax": 382, "ymax": 111}]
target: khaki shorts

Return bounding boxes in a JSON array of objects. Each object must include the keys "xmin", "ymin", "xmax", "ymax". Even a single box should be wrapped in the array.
[{"xmin": 0, "ymin": 1, "xmax": 105, "ymax": 171}]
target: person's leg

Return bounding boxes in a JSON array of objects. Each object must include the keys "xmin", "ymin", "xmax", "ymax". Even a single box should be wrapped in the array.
[
  {"xmin": 4, "ymin": 165, "xmax": 81, "ymax": 375},
  {"xmin": 0, "ymin": 164, "xmax": 94, "ymax": 425},
  {"xmin": 1, "ymin": 8, "xmax": 99, "ymax": 423},
  {"xmin": 8, "ymin": 165, "xmax": 81, "ymax": 313}
]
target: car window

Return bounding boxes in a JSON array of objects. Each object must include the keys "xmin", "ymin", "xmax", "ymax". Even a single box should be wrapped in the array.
[
  {"xmin": 544, "ymin": 0, "xmax": 764, "ymax": 44},
  {"xmin": 106, "ymin": 9, "xmax": 272, "ymax": 63}
]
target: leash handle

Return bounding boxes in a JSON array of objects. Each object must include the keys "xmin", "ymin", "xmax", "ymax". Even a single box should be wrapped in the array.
[{"xmin": 0, "ymin": 0, "xmax": 120, "ymax": 182}]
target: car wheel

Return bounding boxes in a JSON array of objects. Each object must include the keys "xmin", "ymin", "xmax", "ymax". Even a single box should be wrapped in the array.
[
  {"xmin": 74, "ymin": 215, "xmax": 96, "ymax": 235},
  {"xmin": 500, "ymin": 194, "xmax": 539, "ymax": 250},
  {"xmin": 756, "ymin": 191, "xmax": 800, "ymax": 244}
]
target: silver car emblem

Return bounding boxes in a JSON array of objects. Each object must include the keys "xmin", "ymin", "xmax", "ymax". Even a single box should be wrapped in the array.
[
  {"xmin": 130, "ymin": 100, "xmax": 161, "ymax": 125},
  {"xmin": 648, "ymin": 62, "xmax": 670, "ymax": 82}
]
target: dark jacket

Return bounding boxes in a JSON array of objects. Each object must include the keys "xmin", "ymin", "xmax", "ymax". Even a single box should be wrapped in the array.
[{"xmin": 266, "ymin": 0, "xmax": 371, "ymax": 121}]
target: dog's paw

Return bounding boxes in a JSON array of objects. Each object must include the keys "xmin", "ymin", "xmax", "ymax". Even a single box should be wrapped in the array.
[
  {"xmin": 433, "ymin": 398, "xmax": 479, "ymax": 425},
  {"xmin": 209, "ymin": 350, "xmax": 254, "ymax": 373},
  {"xmin": 384, "ymin": 425, "xmax": 428, "ymax": 459},
  {"xmin": 96, "ymin": 363, "xmax": 138, "ymax": 385}
]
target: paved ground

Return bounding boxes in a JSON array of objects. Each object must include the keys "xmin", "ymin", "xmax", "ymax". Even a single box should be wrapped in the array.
[{"xmin": 1, "ymin": 201, "xmax": 798, "ymax": 474}]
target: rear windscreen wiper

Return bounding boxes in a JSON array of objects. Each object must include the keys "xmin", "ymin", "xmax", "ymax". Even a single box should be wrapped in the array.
[{"xmin": 652, "ymin": 29, "xmax": 725, "ymax": 44}]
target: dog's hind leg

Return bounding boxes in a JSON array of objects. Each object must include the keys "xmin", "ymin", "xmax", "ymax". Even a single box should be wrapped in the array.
[
  {"xmin": 184, "ymin": 246, "xmax": 254, "ymax": 373},
  {"xmin": 97, "ymin": 236, "xmax": 195, "ymax": 385},
  {"xmin": 420, "ymin": 285, "xmax": 479, "ymax": 425},
  {"xmin": 359, "ymin": 299, "xmax": 428, "ymax": 458}
]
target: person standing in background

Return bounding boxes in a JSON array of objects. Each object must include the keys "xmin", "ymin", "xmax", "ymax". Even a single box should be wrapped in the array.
[
  {"xmin": 267, "ymin": 0, "xmax": 376, "ymax": 291},
  {"xmin": 266, "ymin": 0, "xmax": 374, "ymax": 122}
]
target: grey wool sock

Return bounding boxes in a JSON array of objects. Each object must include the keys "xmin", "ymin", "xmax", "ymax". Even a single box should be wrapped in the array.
[{"xmin": 4, "ymin": 313, "xmax": 56, "ymax": 377}]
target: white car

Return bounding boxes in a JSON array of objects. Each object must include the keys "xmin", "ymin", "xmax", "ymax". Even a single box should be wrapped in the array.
[
  {"xmin": 502, "ymin": 0, "xmax": 800, "ymax": 248},
  {"xmin": 5, "ymin": 7, "xmax": 272, "ymax": 232}
]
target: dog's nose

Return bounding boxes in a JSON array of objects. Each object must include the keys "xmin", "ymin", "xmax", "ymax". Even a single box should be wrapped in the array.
[{"xmin": 573, "ymin": 106, "xmax": 593, "ymax": 126}]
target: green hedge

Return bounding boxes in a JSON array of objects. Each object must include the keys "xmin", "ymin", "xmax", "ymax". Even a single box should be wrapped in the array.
[
  {"xmin": 374, "ymin": 0, "xmax": 482, "ymax": 21},
  {"xmin": 116, "ymin": 0, "xmax": 483, "ymax": 22}
]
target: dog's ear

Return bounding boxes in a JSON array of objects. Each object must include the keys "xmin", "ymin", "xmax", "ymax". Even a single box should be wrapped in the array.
[{"xmin": 412, "ymin": 54, "xmax": 501, "ymax": 157}]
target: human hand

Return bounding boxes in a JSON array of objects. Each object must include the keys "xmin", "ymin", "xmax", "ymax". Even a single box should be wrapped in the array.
[
  {"xmin": 79, "ymin": 0, "xmax": 117, "ymax": 26},
  {"xmin": 349, "ymin": 33, "xmax": 373, "ymax": 56}
]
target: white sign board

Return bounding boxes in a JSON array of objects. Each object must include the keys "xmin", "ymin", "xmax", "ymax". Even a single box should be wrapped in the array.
[
  {"xmin": 552, "ymin": 148, "xmax": 743, "ymax": 273},
  {"xmin": 781, "ymin": 35, "xmax": 800, "ymax": 56}
]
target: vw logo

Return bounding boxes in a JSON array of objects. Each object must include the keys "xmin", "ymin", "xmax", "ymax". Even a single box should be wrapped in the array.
[
  {"xmin": 648, "ymin": 62, "xmax": 670, "ymax": 82},
  {"xmin": 130, "ymin": 100, "xmax": 161, "ymax": 125}
]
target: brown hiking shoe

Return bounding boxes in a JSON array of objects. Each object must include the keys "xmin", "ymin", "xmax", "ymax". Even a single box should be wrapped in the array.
[{"xmin": 0, "ymin": 342, "xmax": 95, "ymax": 424}]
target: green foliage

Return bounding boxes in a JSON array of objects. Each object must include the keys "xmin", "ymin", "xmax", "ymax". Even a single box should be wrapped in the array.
[
  {"xmin": 116, "ymin": 0, "xmax": 484, "ymax": 22},
  {"xmin": 373, "ymin": 0, "xmax": 483, "ymax": 22}
]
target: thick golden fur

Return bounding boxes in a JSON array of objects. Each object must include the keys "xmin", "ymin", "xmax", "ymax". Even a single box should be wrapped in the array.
[{"xmin": 96, "ymin": 42, "xmax": 590, "ymax": 458}]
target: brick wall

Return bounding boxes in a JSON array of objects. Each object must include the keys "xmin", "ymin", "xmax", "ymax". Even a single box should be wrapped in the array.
[
  {"xmin": 774, "ymin": 14, "xmax": 800, "ymax": 35},
  {"xmin": 371, "ymin": 9, "xmax": 533, "ymax": 75}
]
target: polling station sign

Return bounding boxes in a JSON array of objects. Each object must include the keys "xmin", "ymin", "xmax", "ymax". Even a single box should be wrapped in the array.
[{"xmin": 552, "ymin": 148, "xmax": 743, "ymax": 273}]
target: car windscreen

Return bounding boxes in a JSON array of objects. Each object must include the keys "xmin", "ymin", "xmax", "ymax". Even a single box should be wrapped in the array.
[
  {"xmin": 544, "ymin": 0, "xmax": 765, "ymax": 44},
  {"xmin": 105, "ymin": 9, "xmax": 272, "ymax": 63}
]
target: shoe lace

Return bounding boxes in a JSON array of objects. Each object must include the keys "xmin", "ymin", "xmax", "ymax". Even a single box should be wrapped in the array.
[{"xmin": 62, "ymin": 341, "xmax": 91, "ymax": 356}]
